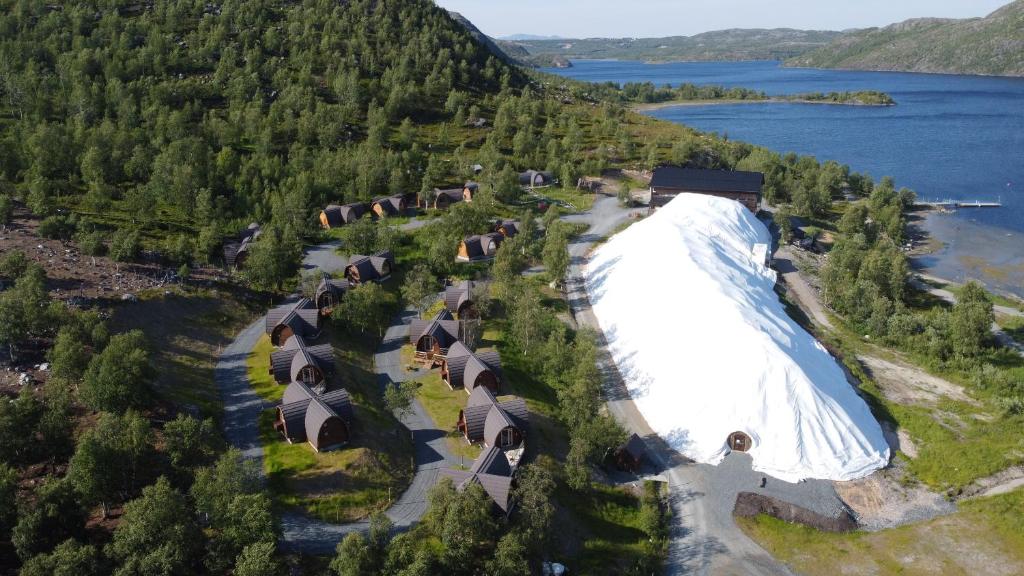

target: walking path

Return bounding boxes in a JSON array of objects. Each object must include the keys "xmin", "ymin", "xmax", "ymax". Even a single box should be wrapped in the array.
[
  {"xmin": 215, "ymin": 238, "xmax": 452, "ymax": 555},
  {"xmin": 563, "ymin": 196, "xmax": 828, "ymax": 576}
]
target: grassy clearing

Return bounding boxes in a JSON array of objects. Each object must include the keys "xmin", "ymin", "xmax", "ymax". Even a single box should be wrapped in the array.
[
  {"xmin": 738, "ymin": 488, "xmax": 1024, "ymax": 576},
  {"xmin": 556, "ymin": 483, "xmax": 656, "ymax": 575},
  {"xmin": 109, "ymin": 285, "xmax": 259, "ymax": 418},
  {"xmin": 997, "ymin": 313, "xmax": 1024, "ymax": 344},
  {"xmin": 246, "ymin": 334, "xmax": 283, "ymax": 402},
  {"xmin": 415, "ymin": 372, "xmax": 462, "ymax": 434},
  {"xmin": 533, "ymin": 185, "xmax": 597, "ymax": 212}
]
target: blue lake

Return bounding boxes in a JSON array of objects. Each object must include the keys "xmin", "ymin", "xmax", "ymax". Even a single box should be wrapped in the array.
[{"xmin": 544, "ymin": 60, "xmax": 1024, "ymax": 296}]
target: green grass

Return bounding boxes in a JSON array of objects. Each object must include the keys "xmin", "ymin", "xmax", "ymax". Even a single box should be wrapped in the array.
[
  {"xmin": 738, "ymin": 488, "xmax": 1024, "ymax": 576},
  {"xmin": 247, "ymin": 334, "xmax": 283, "ymax": 402},
  {"xmin": 415, "ymin": 372, "xmax": 463, "ymax": 433},
  {"xmin": 997, "ymin": 313, "xmax": 1024, "ymax": 344},
  {"xmin": 556, "ymin": 483, "xmax": 658, "ymax": 574},
  {"xmin": 532, "ymin": 185, "xmax": 596, "ymax": 212}
]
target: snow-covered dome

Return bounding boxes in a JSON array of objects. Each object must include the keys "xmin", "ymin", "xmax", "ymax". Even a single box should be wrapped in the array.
[{"xmin": 586, "ymin": 193, "xmax": 890, "ymax": 482}]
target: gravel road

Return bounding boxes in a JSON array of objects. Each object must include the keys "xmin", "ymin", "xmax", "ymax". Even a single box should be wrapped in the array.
[{"xmin": 216, "ymin": 242, "xmax": 452, "ymax": 555}]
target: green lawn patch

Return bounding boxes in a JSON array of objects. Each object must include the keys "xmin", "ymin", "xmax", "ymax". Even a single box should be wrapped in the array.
[
  {"xmin": 738, "ymin": 488, "xmax": 1024, "ymax": 576},
  {"xmin": 556, "ymin": 483, "xmax": 658, "ymax": 575},
  {"xmin": 247, "ymin": 334, "xmax": 284, "ymax": 402},
  {"xmin": 415, "ymin": 372, "xmax": 463, "ymax": 433}
]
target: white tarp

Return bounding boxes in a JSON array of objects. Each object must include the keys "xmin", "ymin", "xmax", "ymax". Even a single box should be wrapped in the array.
[{"xmin": 586, "ymin": 193, "xmax": 890, "ymax": 482}]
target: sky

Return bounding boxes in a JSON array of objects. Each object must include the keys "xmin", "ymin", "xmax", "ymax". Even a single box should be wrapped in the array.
[{"xmin": 433, "ymin": 0, "xmax": 1013, "ymax": 39}]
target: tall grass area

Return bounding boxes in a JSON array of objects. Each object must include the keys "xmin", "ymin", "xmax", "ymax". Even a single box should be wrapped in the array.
[
  {"xmin": 738, "ymin": 488, "xmax": 1024, "ymax": 576},
  {"xmin": 246, "ymin": 334, "xmax": 283, "ymax": 402}
]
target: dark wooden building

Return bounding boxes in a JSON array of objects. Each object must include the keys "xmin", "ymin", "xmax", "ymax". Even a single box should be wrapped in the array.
[
  {"xmin": 457, "ymin": 386, "xmax": 528, "ymax": 450},
  {"xmin": 408, "ymin": 309, "xmax": 461, "ymax": 365},
  {"xmin": 344, "ymin": 251, "xmax": 394, "ymax": 285},
  {"xmin": 649, "ymin": 166, "xmax": 764, "ymax": 213},
  {"xmin": 456, "ymin": 232, "xmax": 504, "ymax": 262},
  {"xmin": 320, "ymin": 202, "xmax": 370, "ymax": 229},
  {"xmin": 439, "ymin": 446, "xmax": 515, "ymax": 515},
  {"xmin": 223, "ymin": 223, "xmax": 261, "ymax": 269},
  {"xmin": 443, "ymin": 280, "xmax": 477, "ymax": 319},
  {"xmin": 494, "ymin": 220, "xmax": 519, "ymax": 238},
  {"xmin": 441, "ymin": 342, "xmax": 501, "ymax": 395},
  {"xmin": 519, "ymin": 170, "xmax": 554, "ymax": 187},
  {"xmin": 314, "ymin": 272, "xmax": 349, "ymax": 316},
  {"xmin": 371, "ymin": 195, "xmax": 407, "ymax": 218},
  {"xmin": 265, "ymin": 298, "xmax": 321, "ymax": 346},
  {"xmin": 422, "ymin": 187, "xmax": 465, "ymax": 210},
  {"xmin": 269, "ymin": 334, "xmax": 336, "ymax": 393},
  {"xmin": 615, "ymin": 433, "xmax": 647, "ymax": 473},
  {"xmin": 274, "ymin": 381, "xmax": 353, "ymax": 452}
]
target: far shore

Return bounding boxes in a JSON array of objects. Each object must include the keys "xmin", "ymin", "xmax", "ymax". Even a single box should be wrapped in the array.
[{"xmin": 633, "ymin": 98, "xmax": 895, "ymax": 112}]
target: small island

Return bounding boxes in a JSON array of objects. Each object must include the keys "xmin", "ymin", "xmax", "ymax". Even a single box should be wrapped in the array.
[{"xmin": 621, "ymin": 83, "xmax": 896, "ymax": 110}]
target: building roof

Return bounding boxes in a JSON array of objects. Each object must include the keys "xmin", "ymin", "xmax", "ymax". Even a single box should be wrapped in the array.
[
  {"xmin": 460, "ymin": 386, "xmax": 528, "ymax": 445},
  {"xmin": 409, "ymin": 309, "xmax": 460, "ymax": 347},
  {"xmin": 650, "ymin": 166, "xmax": 764, "ymax": 195},
  {"xmin": 444, "ymin": 280, "xmax": 474, "ymax": 314},
  {"xmin": 458, "ymin": 233, "xmax": 504, "ymax": 261},
  {"xmin": 265, "ymin": 298, "xmax": 320, "ymax": 339},
  {"xmin": 277, "ymin": 381, "xmax": 352, "ymax": 449},
  {"xmin": 223, "ymin": 223, "xmax": 262, "ymax": 267},
  {"xmin": 470, "ymin": 446, "xmax": 512, "ymax": 476},
  {"xmin": 315, "ymin": 272, "xmax": 349, "ymax": 305},
  {"xmin": 439, "ymin": 469, "xmax": 514, "ymax": 514},
  {"xmin": 443, "ymin": 342, "xmax": 501, "ymax": 392},
  {"xmin": 620, "ymin": 433, "xmax": 647, "ymax": 461},
  {"xmin": 270, "ymin": 334, "xmax": 335, "ymax": 386},
  {"xmin": 495, "ymin": 220, "xmax": 519, "ymax": 237},
  {"xmin": 372, "ymin": 195, "xmax": 405, "ymax": 216},
  {"xmin": 432, "ymin": 187, "xmax": 465, "ymax": 202},
  {"xmin": 345, "ymin": 250, "xmax": 394, "ymax": 283},
  {"xmin": 519, "ymin": 170, "xmax": 554, "ymax": 186}
]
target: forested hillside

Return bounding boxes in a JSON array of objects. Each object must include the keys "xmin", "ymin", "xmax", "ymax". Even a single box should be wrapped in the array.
[{"xmin": 787, "ymin": 0, "xmax": 1024, "ymax": 76}]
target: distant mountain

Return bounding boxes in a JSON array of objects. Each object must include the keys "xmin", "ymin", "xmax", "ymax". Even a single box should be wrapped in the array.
[
  {"xmin": 508, "ymin": 29, "xmax": 846, "ymax": 66},
  {"xmin": 787, "ymin": 0, "xmax": 1024, "ymax": 77},
  {"xmin": 499, "ymin": 34, "xmax": 564, "ymax": 41},
  {"xmin": 446, "ymin": 11, "xmax": 521, "ymax": 64}
]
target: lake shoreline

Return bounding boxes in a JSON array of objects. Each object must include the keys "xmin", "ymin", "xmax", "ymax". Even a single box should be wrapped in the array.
[{"xmin": 632, "ymin": 98, "xmax": 896, "ymax": 111}]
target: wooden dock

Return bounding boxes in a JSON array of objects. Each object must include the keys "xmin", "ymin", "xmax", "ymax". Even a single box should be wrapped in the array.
[{"xmin": 914, "ymin": 198, "xmax": 1002, "ymax": 209}]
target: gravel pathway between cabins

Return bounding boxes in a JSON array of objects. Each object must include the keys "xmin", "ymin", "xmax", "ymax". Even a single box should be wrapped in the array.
[
  {"xmin": 564, "ymin": 195, "xmax": 849, "ymax": 576},
  {"xmin": 215, "ymin": 240, "xmax": 452, "ymax": 555}
]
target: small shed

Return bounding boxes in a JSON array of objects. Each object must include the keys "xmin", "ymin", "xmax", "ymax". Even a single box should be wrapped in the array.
[
  {"xmin": 519, "ymin": 170, "xmax": 554, "ymax": 187},
  {"xmin": 408, "ymin": 309, "xmax": 461, "ymax": 365},
  {"xmin": 441, "ymin": 342, "xmax": 501, "ymax": 394},
  {"xmin": 456, "ymin": 233, "xmax": 504, "ymax": 262},
  {"xmin": 269, "ymin": 334, "xmax": 336, "ymax": 392},
  {"xmin": 273, "ymin": 381, "xmax": 353, "ymax": 452},
  {"xmin": 265, "ymin": 298, "xmax": 321, "ymax": 346},
  {"xmin": 457, "ymin": 386, "xmax": 528, "ymax": 450},
  {"xmin": 371, "ymin": 195, "xmax": 407, "ymax": 218},
  {"xmin": 463, "ymin": 182, "xmax": 480, "ymax": 202},
  {"xmin": 314, "ymin": 272, "xmax": 349, "ymax": 315},
  {"xmin": 443, "ymin": 280, "xmax": 477, "ymax": 319},
  {"xmin": 615, "ymin": 433, "xmax": 647, "ymax": 473},
  {"xmin": 344, "ymin": 251, "xmax": 394, "ymax": 285}
]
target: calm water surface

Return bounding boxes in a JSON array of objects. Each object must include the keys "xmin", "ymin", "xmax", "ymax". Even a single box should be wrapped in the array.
[{"xmin": 545, "ymin": 60, "xmax": 1024, "ymax": 296}]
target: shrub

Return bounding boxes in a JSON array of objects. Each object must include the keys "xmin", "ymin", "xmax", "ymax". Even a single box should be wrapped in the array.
[
  {"xmin": 75, "ymin": 228, "xmax": 106, "ymax": 256},
  {"xmin": 109, "ymin": 228, "xmax": 141, "ymax": 262},
  {"xmin": 38, "ymin": 214, "xmax": 76, "ymax": 239}
]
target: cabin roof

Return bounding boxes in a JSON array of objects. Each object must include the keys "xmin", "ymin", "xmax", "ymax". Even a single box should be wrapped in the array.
[{"xmin": 650, "ymin": 166, "xmax": 764, "ymax": 195}]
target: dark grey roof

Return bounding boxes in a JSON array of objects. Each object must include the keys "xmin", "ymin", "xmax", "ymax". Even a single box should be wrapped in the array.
[
  {"xmin": 620, "ymin": 433, "xmax": 647, "ymax": 461},
  {"xmin": 460, "ymin": 404, "xmax": 492, "ymax": 442},
  {"xmin": 276, "ymin": 381, "xmax": 352, "ymax": 450},
  {"xmin": 372, "ymin": 195, "xmax": 405, "ymax": 216},
  {"xmin": 443, "ymin": 342, "xmax": 473, "ymax": 389},
  {"xmin": 321, "ymin": 205, "xmax": 344, "ymax": 227},
  {"xmin": 339, "ymin": 202, "xmax": 370, "ymax": 223},
  {"xmin": 495, "ymin": 221, "xmax": 519, "ymax": 237},
  {"xmin": 464, "ymin": 182, "xmax": 479, "ymax": 193},
  {"xmin": 650, "ymin": 166, "xmax": 764, "ymax": 195},
  {"xmin": 483, "ymin": 404, "xmax": 516, "ymax": 447},
  {"xmin": 265, "ymin": 298, "xmax": 320, "ymax": 340},
  {"xmin": 459, "ymin": 233, "xmax": 503, "ymax": 261},
  {"xmin": 442, "ymin": 342, "xmax": 500, "ymax": 391},
  {"xmin": 223, "ymin": 223, "xmax": 261, "ymax": 267},
  {"xmin": 315, "ymin": 273, "xmax": 349, "ymax": 306},
  {"xmin": 345, "ymin": 250, "xmax": 394, "ymax": 283},
  {"xmin": 444, "ymin": 281, "xmax": 473, "ymax": 314},
  {"xmin": 470, "ymin": 446, "xmax": 511, "ymax": 476},
  {"xmin": 409, "ymin": 309, "xmax": 460, "ymax": 347},
  {"xmin": 271, "ymin": 334, "xmax": 335, "ymax": 385},
  {"xmin": 460, "ymin": 386, "xmax": 527, "ymax": 445},
  {"xmin": 439, "ymin": 469, "xmax": 514, "ymax": 514},
  {"xmin": 433, "ymin": 188, "xmax": 465, "ymax": 202}
]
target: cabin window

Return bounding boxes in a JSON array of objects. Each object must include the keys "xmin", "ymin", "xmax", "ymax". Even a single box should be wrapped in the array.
[
  {"xmin": 500, "ymin": 427, "xmax": 515, "ymax": 448},
  {"xmin": 300, "ymin": 366, "xmax": 319, "ymax": 386},
  {"xmin": 420, "ymin": 335, "xmax": 436, "ymax": 354}
]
